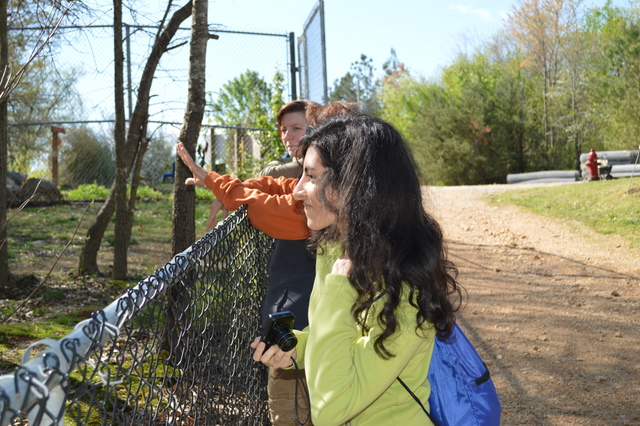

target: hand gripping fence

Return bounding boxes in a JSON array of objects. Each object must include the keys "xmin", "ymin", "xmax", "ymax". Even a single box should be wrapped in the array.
[{"xmin": 0, "ymin": 205, "xmax": 274, "ymax": 425}]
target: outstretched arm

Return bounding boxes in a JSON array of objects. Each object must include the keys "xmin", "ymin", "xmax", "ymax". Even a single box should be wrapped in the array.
[{"xmin": 176, "ymin": 142, "xmax": 308, "ymax": 239}]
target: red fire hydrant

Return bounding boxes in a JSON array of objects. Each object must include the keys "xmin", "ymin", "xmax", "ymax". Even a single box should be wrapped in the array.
[{"xmin": 585, "ymin": 148, "xmax": 599, "ymax": 181}]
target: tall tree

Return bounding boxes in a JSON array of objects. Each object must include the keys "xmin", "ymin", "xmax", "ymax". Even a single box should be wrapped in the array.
[
  {"xmin": 4, "ymin": 0, "xmax": 81, "ymax": 175},
  {"xmin": 78, "ymin": 1, "xmax": 193, "ymax": 274},
  {"xmin": 506, "ymin": 0, "xmax": 586, "ymax": 168},
  {"xmin": 112, "ymin": 0, "xmax": 128, "ymax": 279},
  {"xmin": 329, "ymin": 54, "xmax": 381, "ymax": 115},
  {"xmin": 0, "ymin": 0, "xmax": 8, "ymax": 289},
  {"xmin": 208, "ymin": 69, "xmax": 284, "ymax": 178},
  {"xmin": 587, "ymin": 2, "xmax": 640, "ymax": 149},
  {"xmin": 210, "ymin": 70, "xmax": 272, "ymax": 126},
  {"xmin": 0, "ymin": 0, "xmax": 74, "ymax": 287},
  {"xmin": 172, "ymin": 0, "xmax": 209, "ymax": 255}
]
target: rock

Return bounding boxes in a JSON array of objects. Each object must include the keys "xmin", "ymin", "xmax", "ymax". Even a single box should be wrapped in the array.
[
  {"xmin": 14, "ymin": 177, "xmax": 64, "ymax": 206},
  {"xmin": 7, "ymin": 171, "xmax": 27, "ymax": 185}
]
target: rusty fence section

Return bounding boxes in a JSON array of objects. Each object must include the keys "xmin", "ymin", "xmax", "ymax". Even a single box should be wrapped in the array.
[{"xmin": 0, "ymin": 206, "xmax": 273, "ymax": 425}]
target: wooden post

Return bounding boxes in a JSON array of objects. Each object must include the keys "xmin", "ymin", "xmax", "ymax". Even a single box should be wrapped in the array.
[{"xmin": 51, "ymin": 125, "xmax": 65, "ymax": 185}]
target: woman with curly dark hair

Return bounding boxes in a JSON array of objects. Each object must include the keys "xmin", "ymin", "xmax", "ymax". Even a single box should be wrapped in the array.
[{"xmin": 252, "ymin": 113, "xmax": 463, "ymax": 425}]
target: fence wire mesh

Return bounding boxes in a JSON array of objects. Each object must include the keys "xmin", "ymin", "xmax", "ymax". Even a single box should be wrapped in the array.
[
  {"xmin": 298, "ymin": 0, "xmax": 327, "ymax": 104},
  {"xmin": 0, "ymin": 206, "xmax": 274, "ymax": 425},
  {"xmin": 6, "ymin": 20, "xmax": 292, "ymax": 193}
]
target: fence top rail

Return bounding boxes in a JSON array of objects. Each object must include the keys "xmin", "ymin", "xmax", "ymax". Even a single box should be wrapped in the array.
[{"xmin": 10, "ymin": 24, "xmax": 289, "ymax": 39}]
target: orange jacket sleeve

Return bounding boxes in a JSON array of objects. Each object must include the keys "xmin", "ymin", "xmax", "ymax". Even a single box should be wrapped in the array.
[{"xmin": 203, "ymin": 172, "xmax": 310, "ymax": 240}]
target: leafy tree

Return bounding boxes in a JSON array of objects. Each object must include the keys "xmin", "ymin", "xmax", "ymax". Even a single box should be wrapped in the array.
[
  {"xmin": 210, "ymin": 70, "xmax": 272, "ymax": 126},
  {"xmin": 586, "ymin": 2, "xmax": 640, "ymax": 150},
  {"xmin": 329, "ymin": 54, "xmax": 381, "ymax": 115},
  {"xmin": 6, "ymin": 0, "xmax": 81, "ymax": 175},
  {"xmin": 207, "ymin": 69, "xmax": 285, "ymax": 179},
  {"xmin": 252, "ymin": 71, "xmax": 285, "ymax": 162},
  {"xmin": 382, "ymin": 48, "xmax": 407, "ymax": 81}
]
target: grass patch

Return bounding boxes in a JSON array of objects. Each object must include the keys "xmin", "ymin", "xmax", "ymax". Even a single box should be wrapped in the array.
[
  {"xmin": 7, "ymin": 198, "xmax": 220, "ymax": 277},
  {"xmin": 488, "ymin": 178, "xmax": 640, "ymax": 247}
]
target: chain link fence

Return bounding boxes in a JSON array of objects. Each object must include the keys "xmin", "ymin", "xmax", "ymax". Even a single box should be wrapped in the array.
[
  {"xmin": 7, "ymin": 21, "xmax": 293, "ymax": 194},
  {"xmin": 0, "ymin": 206, "xmax": 274, "ymax": 425},
  {"xmin": 7, "ymin": 1, "xmax": 328, "ymax": 198}
]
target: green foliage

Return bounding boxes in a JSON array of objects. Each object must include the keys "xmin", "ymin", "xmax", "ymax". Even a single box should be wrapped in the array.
[
  {"xmin": 63, "ymin": 183, "xmax": 111, "ymax": 201},
  {"xmin": 586, "ymin": 3, "xmax": 640, "ymax": 150},
  {"xmin": 136, "ymin": 186, "xmax": 164, "ymax": 200},
  {"xmin": 209, "ymin": 70, "xmax": 272, "ymax": 126},
  {"xmin": 378, "ymin": 2, "xmax": 640, "ymax": 185},
  {"xmin": 195, "ymin": 186, "xmax": 216, "ymax": 201},
  {"xmin": 207, "ymin": 70, "xmax": 285, "ymax": 179},
  {"xmin": 59, "ymin": 126, "xmax": 116, "ymax": 188},
  {"xmin": 257, "ymin": 72, "xmax": 287, "ymax": 163},
  {"xmin": 7, "ymin": 0, "xmax": 81, "ymax": 175},
  {"xmin": 63, "ymin": 183, "xmax": 167, "ymax": 202}
]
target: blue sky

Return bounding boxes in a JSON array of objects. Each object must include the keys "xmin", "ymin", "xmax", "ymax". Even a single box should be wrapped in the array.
[
  {"xmin": 65, "ymin": 0, "xmax": 630, "ymax": 125},
  {"xmin": 209, "ymin": 0, "xmax": 629, "ymax": 84}
]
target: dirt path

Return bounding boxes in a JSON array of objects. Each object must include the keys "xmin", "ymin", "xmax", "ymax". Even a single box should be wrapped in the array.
[{"xmin": 425, "ymin": 184, "xmax": 640, "ymax": 425}]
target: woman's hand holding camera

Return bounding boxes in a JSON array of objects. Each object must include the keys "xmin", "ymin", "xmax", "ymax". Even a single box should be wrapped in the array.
[{"xmin": 251, "ymin": 337, "xmax": 297, "ymax": 369}]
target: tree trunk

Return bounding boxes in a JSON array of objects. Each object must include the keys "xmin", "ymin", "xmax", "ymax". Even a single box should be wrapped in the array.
[
  {"xmin": 0, "ymin": 0, "xmax": 8, "ymax": 289},
  {"xmin": 112, "ymin": 0, "xmax": 129, "ymax": 280},
  {"xmin": 172, "ymin": 0, "xmax": 208, "ymax": 255},
  {"xmin": 78, "ymin": 1, "xmax": 193, "ymax": 275},
  {"xmin": 165, "ymin": 0, "xmax": 208, "ymax": 363}
]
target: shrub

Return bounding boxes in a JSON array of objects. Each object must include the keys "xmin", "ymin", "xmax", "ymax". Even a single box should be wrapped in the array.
[{"xmin": 59, "ymin": 126, "xmax": 116, "ymax": 187}]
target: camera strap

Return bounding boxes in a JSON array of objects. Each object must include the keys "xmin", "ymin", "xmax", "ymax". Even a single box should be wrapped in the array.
[{"xmin": 291, "ymin": 357, "xmax": 311, "ymax": 425}]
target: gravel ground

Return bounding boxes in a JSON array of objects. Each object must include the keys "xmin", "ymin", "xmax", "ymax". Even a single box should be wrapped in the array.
[{"xmin": 425, "ymin": 183, "xmax": 640, "ymax": 426}]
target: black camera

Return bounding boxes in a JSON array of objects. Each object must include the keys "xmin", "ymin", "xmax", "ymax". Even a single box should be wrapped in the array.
[{"xmin": 262, "ymin": 311, "xmax": 298, "ymax": 352}]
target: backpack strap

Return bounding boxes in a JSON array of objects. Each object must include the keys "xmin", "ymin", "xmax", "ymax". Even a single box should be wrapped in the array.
[{"xmin": 397, "ymin": 377, "xmax": 439, "ymax": 426}]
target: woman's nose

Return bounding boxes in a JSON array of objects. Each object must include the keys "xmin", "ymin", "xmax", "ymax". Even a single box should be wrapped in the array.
[{"xmin": 293, "ymin": 179, "xmax": 305, "ymax": 200}]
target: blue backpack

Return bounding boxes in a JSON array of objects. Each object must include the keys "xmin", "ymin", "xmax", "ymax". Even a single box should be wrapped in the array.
[{"xmin": 398, "ymin": 323, "xmax": 501, "ymax": 425}]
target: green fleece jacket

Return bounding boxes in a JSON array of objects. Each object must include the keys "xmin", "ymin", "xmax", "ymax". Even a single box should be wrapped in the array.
[{"xmin": 293, "ymin": 243, "xmax": 435, "ymax": 425}]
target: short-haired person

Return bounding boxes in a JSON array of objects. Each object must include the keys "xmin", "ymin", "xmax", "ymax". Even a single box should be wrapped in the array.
[
  {"xmin": 259, "ymin": 100, "xmax": 323, "ymax": 179},
  {"xmin": 252, "ymin": 113, "xmax": 463, "ymax": 425}
]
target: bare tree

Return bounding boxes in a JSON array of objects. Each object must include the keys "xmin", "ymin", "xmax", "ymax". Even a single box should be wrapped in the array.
[
  {"xmin": 164, "ymin": 0, "xmax": 210, "ymax": 362},
  {"xmin": 172, "ymin": 0, "xmax": 211, "ymax": 255},
  {"xmin": 0, "ymin": 0, "xmax": 75, "ymax": 288},
  {"xmin": 78, "ymin": 1, "xmax": 193, "ymax": 275},
  {"xmin": 0, "ymin": 0, "xmax": 8, "ymax": 289},
  {"xmin": 111, "ymin": 0, "xmax": 127, "ymax": 279}
]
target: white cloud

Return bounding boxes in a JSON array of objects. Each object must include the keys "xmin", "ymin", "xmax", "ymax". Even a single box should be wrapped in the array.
[{"xmin": 450, "ymin": 5, "xmax": 492, "ymax": 21}]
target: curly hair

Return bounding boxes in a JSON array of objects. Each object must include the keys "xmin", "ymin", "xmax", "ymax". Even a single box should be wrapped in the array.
[{"xmin": 299, "ymin": 113, "xmax": 463, "ymax": 359}]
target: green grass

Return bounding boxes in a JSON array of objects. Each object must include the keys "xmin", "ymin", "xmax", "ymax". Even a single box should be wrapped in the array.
[
  {"xmin": 487, "ymin": 178, "xmax": 640, "ymax": 247},
  {"xmin": 7, "ymin": 196, "xmax": 227, "ymax": 281},
  {"xmin": 0, "ymin": 313, "xmax": 91, "ymax": 365}
]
